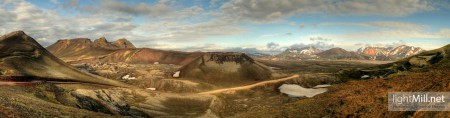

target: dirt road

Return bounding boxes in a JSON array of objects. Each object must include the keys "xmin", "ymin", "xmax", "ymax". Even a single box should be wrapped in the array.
[{"xmin": 199, "ymin": 74, "xmax": 300, "ymax": 95}]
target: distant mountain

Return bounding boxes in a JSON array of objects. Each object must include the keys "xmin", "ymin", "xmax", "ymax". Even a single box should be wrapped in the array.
[
  {"xmin": 283, "ymin": 47, "xmax": 322, "ymax": 55},
  {"xmin": 46, "ymin": 37, "xmax": 136, "ymax": 60},
  {"xmin": 388, "ymin": 45, "xmax": 424, "ymax": 58},
  {"xmin": 317, "ymin": 48, "xmax": 369, "ymax": 60},
  {"xmin": 278, "ymin": 47, "xmax": 321, "ymax": 59},
  {"xmin": 357, "ymin": 45, "xmax": 424, "ymax": 60},
  {"xmin": 100, "ymin": 48, "xmax": 204, "ymax": 65},
  {"xmin": 356, "ymin": 47, "xmax": 391, "ymax": 57},
  {"xmin": 247, "ymin": 53, "xmax": 272, "ymax": 58},
  {"xmin": 47, "ymin": 37, "xmax": 204, "ymax": 65}
]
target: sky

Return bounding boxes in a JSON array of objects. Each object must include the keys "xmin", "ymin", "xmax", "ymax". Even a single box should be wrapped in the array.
[{"xmin": 1, "ymin": 0, "xmax": 450, "ymax": 54}]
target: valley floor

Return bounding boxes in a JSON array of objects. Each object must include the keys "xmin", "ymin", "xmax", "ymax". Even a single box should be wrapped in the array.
[{"xmin": 2, "ymin": 60, "xmax": 427, "ymax": 118}]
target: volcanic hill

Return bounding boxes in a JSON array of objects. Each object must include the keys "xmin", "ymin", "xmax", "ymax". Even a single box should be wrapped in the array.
[
  {"xmin": 0, "ymin": 31, "xmax": 130, "ymax": 87},
  {"xmin": 176, "ymin": 52, "xmax": 273, "ymax": 87}
]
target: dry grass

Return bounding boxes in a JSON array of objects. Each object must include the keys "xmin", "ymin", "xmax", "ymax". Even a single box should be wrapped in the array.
[
  {"xmin": 162, "ymin": 97, "xmax": 211, "ymax": 116},
  {"xmin": 234, "ymin": 67, "xmax": 450, "ymax": 118},
  {"xmin": 0, "ymin": 85, "xmax": 113, "ymax": 118}
]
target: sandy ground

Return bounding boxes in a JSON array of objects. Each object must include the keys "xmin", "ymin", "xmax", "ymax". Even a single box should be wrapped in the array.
[{"xmin": 199, "ymin": 74, "xmax": 299, "ymax": 95}]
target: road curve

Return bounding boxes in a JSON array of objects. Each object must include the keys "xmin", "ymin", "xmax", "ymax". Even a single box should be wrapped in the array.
[{"xmin": 199, "ymin": 74, "xmax": 300, "ymax": 95}]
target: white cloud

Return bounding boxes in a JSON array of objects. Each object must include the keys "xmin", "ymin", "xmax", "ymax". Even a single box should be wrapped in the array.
[
  {"xmin": 342, "ymin": 30, "xmax": 439, "ymax": 40},
  {"xmin": 137, "ymin": 19, "xmax": 245, "ymax": 41},
  {"xmin": 0, "ymin": 0, "xmax": 140, "ymax": 46},
  {"xmin": 220, "ymin": 0, "xmax": 434, "ymax": 23},
  {"xmin": 49, "ymin": 0, "xmax": 59, "ymax": 4},
  {"xmin": 320, "ymin": 21, "xmax": 428, "ymax": 30},
  {"xmin": 317, "ymin": 21, "xmax": 450, "ymax": 45},
  {"xmin": 438, "ymin": 29, "xmax": 450, "ymax": 39}
]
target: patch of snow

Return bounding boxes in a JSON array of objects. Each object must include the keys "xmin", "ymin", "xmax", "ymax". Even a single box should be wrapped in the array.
[
  {"xmin": 122, "ymin": 75, "xmax": 136, "ymax": 80},
  {"xmin": 154, "ymin": 62, "xmax": 159, "ymax": 65},
  {"xmin": 361, "ymin": 75, "xmax": 370, "ymax": 79},
  {"xmin": 173, "ymin": 71, "xmax": 180, "ymax": 78},
  {"xmin": 146, "ymin": 88, "xmax": 156, "ymax": 91},
  {"xmin": 279, "ymin": 84, "xmax": 327, "ymax": 98},
  {"xmin": 313, "ymin": 84, "xmax": 331, "ymax": 88},
  {"xmin": 269, "ymin": 66, "xmax": 281, "ymax": 70}
]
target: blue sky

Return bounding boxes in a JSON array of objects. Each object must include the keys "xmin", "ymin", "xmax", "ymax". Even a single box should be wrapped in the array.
[{"xmin": 1, "ymin": 0, "xmax": 450, "ymax": 54}]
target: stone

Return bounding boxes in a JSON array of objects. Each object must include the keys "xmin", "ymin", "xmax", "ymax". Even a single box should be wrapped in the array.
[{"xmin": 172, "ymin": 71, "xmax": 180, "ymax": 78}]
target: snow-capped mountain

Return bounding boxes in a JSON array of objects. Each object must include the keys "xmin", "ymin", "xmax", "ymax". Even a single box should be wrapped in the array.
[
  {"xmin": 356, "ymin": 47, "xmax": 391, "ymax": 56},
  {"xmin": 277, "ymin": 47, "xmax": 322, "ymax": 59},
  {"xmin": 283, "ymin": 47, "xmax": 322, "ymax": 55},
  {"xmin": 388, "ymin": 45, "xmax": 425, "ymax": 57},
  {"xmin": 357, "ymin": 45, "xmax": 425, "ymax": 60}
]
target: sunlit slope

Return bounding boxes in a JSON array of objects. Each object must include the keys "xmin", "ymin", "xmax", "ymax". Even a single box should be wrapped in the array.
[{"xmin": 0, "ymin": 31, "xmax": 131, "ymax": 88}]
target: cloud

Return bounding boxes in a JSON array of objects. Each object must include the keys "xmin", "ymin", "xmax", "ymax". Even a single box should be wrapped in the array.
[
  {"xmin": 79, "ymin": 0, "xmax": 171, "ymax": 17},
  {"xmin": 174, "ymin": 43, "xmax": 225, "ymax": 52},
  {"xmin": 0, "ymin": 0, "xmax": 141, "ymax": 47},
  {"xmin": 289, "ymin": 37, "xmax": 335, "ymax": 50},
  {"xmin": 63, "ymin": 0, "xmax": 79, "ymax": 8},
  {"xmin": 138, "ymin": 19, "xmax": 245, "ymax": 41},
  {"xmin": 0, "ymin": 0, "xmax": 236, "ymax": 48},
  {"xmin": 320, "ymin": 21, "xmax": 428, "ymax": 30},
  {"xmin": 342, "ymin": 30, "xmax": 439, "ymax": 40},
  {"xmin": 354, "ymin": 40, "xmax": 408, "ymax": 48},
  {"xmin": 318, "ymin": 21, "xmax": 450, "ymax": 40},
  {"xmin": 266, "ymin": 42, "xmax": 279, "ymax": 49},
  {"xmin": 310, "ymin": 37, "xmax": 331, "ymax": 42},
  {"xmin": 220, "ymin": 0, "xmax": 434, "ymax": 23},
  {"xmin": 259, "ymin": 33, "xmax": 292, "ymax": 38},
  {"xmin": 220, "ymin": 47, "xmax": 263, "ymax": 54},
  {"xmin": 49, "ymin": 0, "xmax": 59, "ymax": 4},
  {"xmin": 149, "ymin": 43, "xmax": 271, "ymax": 54},
  {"xmin": 438, "ymin": 29, "xmax": 450, "ymax": 39}
]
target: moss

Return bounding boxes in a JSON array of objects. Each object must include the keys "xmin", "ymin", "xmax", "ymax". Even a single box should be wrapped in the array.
[{"xmin": 0, "ymin": 69, "xmax": 6, "ymax": 75}]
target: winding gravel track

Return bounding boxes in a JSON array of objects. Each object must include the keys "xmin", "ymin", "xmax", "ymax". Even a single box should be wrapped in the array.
[{"xmin": 199, "ymin": 74, "xmax": 300, "ymax": 95}]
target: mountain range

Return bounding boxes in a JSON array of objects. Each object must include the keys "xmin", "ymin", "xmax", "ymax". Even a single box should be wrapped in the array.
[
  {"xmin": 46, "ymin": 37, "xmax": 202, "ymax": 65},
  {"xmin": 269, "ymin": 45, "xmax": 425, "ymax": 61},
  {"xmin": 0, "ymin": 31, "xmax": 130, "ymax": 87},
  {"xmin": 357, "ymin": 45, "xmax": 425, "ymax": 60}
]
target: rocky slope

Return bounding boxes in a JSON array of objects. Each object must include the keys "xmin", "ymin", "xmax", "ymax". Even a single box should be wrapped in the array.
[
  {"xmin": 177, "ymin": 52, "xmax": 273, "ymax": 87},
  {"xmin": 99, "ymin": 48, "xmax": 204, "ymax": 65},
  {"xmin": 111, "ymin": 38, "xmax": 135, "ymax": 49},
  {"xmin": 46, "ymin": 37, "xmax": 204, "ymax": 65},
  {"xmin": 236, "ymin": 44, "xmax": 450, "ymax": 117},
  {"xmin": 0, "ymin": 31, "xmax": 130, "ymax": 88},
  {"xmin": 46, "ymin": 37, "xmax": 136, "ymax": 60}
]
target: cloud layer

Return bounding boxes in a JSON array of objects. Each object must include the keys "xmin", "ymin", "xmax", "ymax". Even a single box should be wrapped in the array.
[
  {"xmin": 0, "ymin": 0, "xmax": 448, "ymax": 53},
  {"xmin": 221, "ymin": 0, "xmax": 434, "ymax": 23}
]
